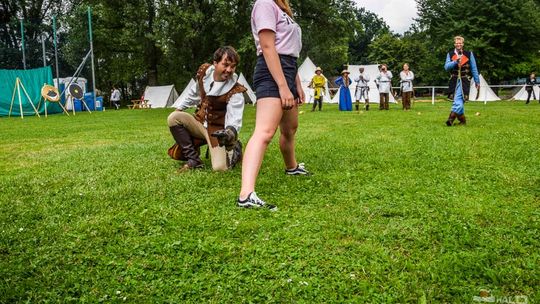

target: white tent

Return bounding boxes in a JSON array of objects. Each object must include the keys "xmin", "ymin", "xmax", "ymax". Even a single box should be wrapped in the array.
[
  {"xmin": 468, "ymin": 74, "xmax": 500, "ymax": 102},
  {"xmin": 172, "ymin": 79, "xmax": 195, "ymax": 108},
  {"xmin": 144, "ymin": 85, "xmax": 178, "ymax": 108},
  {"xmin": 331, "ymin": 64, "xmax": 396, "ymax": 104},
  {"xmin": 238, "ymin": 73, "xmax": 257, "ymax": 104},
  {"xmin": 511, "ymin": 85, "xmax": 540, "ymax": 101},
  {"xmin": 297, "ymin": 57, "xmax": 332, "ymax": 103}
]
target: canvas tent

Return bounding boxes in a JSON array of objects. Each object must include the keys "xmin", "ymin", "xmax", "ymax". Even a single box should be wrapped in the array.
[
  {"xmin": 511, "ymin": 85, "xmax": 540, "ymax": 101},
  {"xmin": 331, "ymin": 64, "xmax": 396, "ymax": 104},
  {"xmin": 297, "ymin": 57, "xmax": 332, "ymax": 103},
  {"xmin": 238, "ymin": 73, "xmax": 257, "ymax": 104},
  {"xmin": 468, "ymin": 74, "xmax": 500, "ymax": 102},
  {"xmin": 143, "ymin": 85, "xmax": 178, "ymax": 108}
]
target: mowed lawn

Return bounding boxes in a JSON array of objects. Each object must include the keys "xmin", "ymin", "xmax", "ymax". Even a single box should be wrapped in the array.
[{"xmin": 0, "ymin": 101, "xmax": 538, "ymax": 303}]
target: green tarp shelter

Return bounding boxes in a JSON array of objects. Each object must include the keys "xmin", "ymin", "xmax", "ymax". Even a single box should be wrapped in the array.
[{"xmin": 0, "ymin": 66, "xmax": 62, "ymax": 117}]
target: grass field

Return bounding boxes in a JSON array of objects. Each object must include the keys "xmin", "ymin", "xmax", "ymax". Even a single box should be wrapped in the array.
[{"xmin": 1, "ymin": 101, "xmax": 539, "ymax": 303}]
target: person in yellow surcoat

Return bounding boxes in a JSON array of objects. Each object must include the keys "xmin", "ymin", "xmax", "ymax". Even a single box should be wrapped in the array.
[{"xmin": 309, "ymin": 67, "xmax": 326, "ymax": 111}]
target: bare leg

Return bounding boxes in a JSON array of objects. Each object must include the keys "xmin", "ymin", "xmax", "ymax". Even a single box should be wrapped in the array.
[
  {"xmin": 279, "ymin": 105, "xmax": 299, "ymax": 170},
  {"xmin": 239, "ymin": 98, "xmax": 283, "ymax": 199}
]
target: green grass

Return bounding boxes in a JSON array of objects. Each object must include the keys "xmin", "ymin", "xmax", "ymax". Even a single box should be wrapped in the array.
[{"xmin": 1, "ymin": 101, "xmax": 539, "ymax": 303}]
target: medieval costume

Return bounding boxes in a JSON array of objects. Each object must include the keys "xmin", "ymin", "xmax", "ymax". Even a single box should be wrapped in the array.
[
  {"xmin": 335, "ymin": 70, "xmax": 353, "ymax": 111},
  {"xmin": 354, "ymin": 70, "xmax": 370, "ymax": 111},
  {"xmin": 400, "ymin": 69, "xmax": 414, "ymax": 110},
  {"xmin": 167, "ymin": 63, "xmax": 245, "ymax": 171},
  {"xmin": 444, "ymin": 49, "xmax": 479, "ymax": 125},
  {"xmin": 310, "ymin": 67, "xmax": 326, "ymax": 111},
  {"xmin": 375, "ymin": 68, "xmax": 393, "ymax": 110}
]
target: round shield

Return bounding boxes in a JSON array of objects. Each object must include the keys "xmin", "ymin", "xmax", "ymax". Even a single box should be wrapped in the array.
[
  {"xmin": 41, "ymin": 85, "xmax": 60, "ymax": 102},
  {"xmin": 68, "ymin": 83, "xmax": 84, "ymax": 99}
]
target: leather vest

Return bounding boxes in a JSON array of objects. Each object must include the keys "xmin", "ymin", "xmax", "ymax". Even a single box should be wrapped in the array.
[
  {"xmin": 194, "ymin": 63, "xmax": 246, "ymax": 147},
  {"xmin": 447, "ymin": 50, "xmax": 473, "ymax": 100}
]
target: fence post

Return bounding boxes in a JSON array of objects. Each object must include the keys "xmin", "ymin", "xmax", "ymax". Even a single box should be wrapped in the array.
[{"xmin": 432, "ymin": 87, "xmax": 435, "ymax": 105}]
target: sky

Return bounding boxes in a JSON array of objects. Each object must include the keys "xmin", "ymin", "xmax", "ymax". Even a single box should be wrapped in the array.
[{"xmin": 353, "ymin": 0, "xmax": 419, "ymax": 34}]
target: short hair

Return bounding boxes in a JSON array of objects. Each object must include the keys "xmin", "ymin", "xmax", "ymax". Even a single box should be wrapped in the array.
[
  {"xmin": 213, "ymin": 46, "xmax": 240, "ymax": 64},
  {"xmin": 454, "ymin": 36, "xmax": 465, "ymax": 43}
]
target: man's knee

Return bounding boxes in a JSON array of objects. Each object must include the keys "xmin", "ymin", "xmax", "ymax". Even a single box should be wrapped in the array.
[{"xmin": 167, "ymin": 111, "xmax": 191, "ymax": 127}]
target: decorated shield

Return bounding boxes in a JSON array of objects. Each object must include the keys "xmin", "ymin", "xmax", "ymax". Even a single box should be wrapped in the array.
[{"xmin": 41, "ymin": 85, "xmax": 60, "ymax": 102}]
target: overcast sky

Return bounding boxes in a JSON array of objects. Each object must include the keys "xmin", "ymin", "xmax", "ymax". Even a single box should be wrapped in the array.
[{"xmin": 353, "ymin": 0, "xmax": 418, "ymax": 34}]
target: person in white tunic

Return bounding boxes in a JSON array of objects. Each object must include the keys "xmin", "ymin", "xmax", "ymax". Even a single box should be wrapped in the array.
[
  {"xmin": 167, "ymin": 46, "xmax": 245, "ymax": 172},
  {"xmin": 399, "ymin": 63, "xmax": 415, "ymax": 110},
  {"xmin": 354, "ymin": 66, "xmax": 370, "ymax": 111},
  {"xmin": 375, "ymin": 64, "xmax": 392, "ymax": 110}
]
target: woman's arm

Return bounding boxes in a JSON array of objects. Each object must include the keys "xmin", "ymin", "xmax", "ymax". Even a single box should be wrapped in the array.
[
  {"xmin": 295, "ymin": 73, "xmax": 305, "ymax": 105},
  {"xmin": 259, "ymin": 30, "xmax": 294, "ymax": 110}
]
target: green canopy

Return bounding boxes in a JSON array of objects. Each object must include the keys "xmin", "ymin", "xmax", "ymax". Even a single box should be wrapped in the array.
[{"xmin": 0, "ymin": 66, "xmax": 62, "ymax": 117}]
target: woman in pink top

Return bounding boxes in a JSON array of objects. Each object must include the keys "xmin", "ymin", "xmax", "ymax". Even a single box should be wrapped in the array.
[{"xmin": 237, "ymin": 0, "xmax": 308, "ymax": 211}]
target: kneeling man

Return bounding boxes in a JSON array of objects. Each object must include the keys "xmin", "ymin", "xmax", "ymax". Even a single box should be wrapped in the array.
[{"xmin": 167, "ymin": 46, "xmax": 246, "ymax": 172}]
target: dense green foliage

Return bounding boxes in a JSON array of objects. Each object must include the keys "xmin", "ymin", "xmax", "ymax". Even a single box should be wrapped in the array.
[
  {"xmin": 1, "ymin": 102, "xmax": 539, "ymax": 302},
  {"xmin": 1, "ymin": 0, "xmax": 540, "ymax": 95}
]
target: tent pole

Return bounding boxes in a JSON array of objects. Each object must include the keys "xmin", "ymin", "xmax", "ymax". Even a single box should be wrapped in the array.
[
  {"xmin": 17, "ymin": 79, "xmax": 24, "ymax": 118},
  {"xmin": 53, "ymin": 16, "xmax": 60, "ymax": 88},
  {"xmin": 88, "ymin": 7, "xmax": 97, "ymax": 110},
  {"xmin": 20, "ymin": 20, "xmax": 26, "ymax": 70},
  {"xmin": 42, "ymin": 34, "xmax": 47, "ymax": 67}
]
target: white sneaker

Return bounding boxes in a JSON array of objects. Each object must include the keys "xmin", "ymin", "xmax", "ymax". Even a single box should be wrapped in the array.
[
  {"xmin": 237, "ymin": 192, "xmax": 277, "ymax": 211},
  {"xmin": 285, "ymin": 163, "xmax": 311, "ymax": 175}
]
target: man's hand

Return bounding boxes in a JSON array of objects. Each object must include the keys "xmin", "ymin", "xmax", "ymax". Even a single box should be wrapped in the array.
[{"xmin": 211, "ymin": 126, "xmax": 237, "ymax": 150}]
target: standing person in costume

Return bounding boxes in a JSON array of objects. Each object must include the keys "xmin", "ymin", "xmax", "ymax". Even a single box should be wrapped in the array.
[
  {"xmin": 375, "ymin": 64, "xmax": 392, "ymax": 110},
  {"xmin": 238, "ymin": 0, "xmax": 308, "ymax": 211},
  {"xmin": 444, "ymin": 36, "xmax": 480, "ymax": 126},
  {"xmin": 525, "ymin": 72, "xmax": 537, "ymax": 104},
  {"xmin": 354, "ymin": 66, "xmax": 370, "ymax": 111},
  {"xmin": 309, "ymin": 67, "xmax": 326, "ymax": 111},
  {"xmin": 399, "ymin": 63, "xmax": 414, "ymax": 110},
  {"xmin": 167, "ymin": 46, "xmax": 245, "ymax": 172},
  {"xmin": 110, "ymin": 86, "xmax": 121, "ymax": 110},
  {"xmin": 335, "ymin": 69, "xmax": 353, "ymax": 111}
]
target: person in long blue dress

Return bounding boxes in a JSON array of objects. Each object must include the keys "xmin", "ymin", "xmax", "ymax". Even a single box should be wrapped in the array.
[{"xmin": 335, "ymin": 69, "xmax": 353, "ymax": 111}]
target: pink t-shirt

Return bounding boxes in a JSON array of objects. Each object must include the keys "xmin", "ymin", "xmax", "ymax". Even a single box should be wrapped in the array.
[{"xmin": 251, "ymin": 0, "xmax": 302, "ymax": 58}]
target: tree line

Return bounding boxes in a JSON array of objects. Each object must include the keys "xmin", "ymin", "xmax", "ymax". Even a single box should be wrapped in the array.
[{"xmin": 1, "ymin": 0, "xmax": 539, "ymax": 99}]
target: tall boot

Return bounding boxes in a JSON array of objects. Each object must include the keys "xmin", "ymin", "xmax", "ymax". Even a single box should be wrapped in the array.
[
  {"xmin": 445, "ymin": 112, "xmax": 457, "ymax": 126},
  {"xmin": 457, "ymin": 114, "xmax": 466, "ymax": 125},
  {"xmin": 365, "ymin": 103, "xmax": 369, "ymax": 111},
  {"xmin": 169, "ymin": 125, "xmax": 203, "ymax": 171},
  {"xmin": 355, "ymin": 103, "xmax": 359, "ymax": 111},
  {"xmin": 311, "ymin": 101, "xmax": 316, "ymax": 111}
]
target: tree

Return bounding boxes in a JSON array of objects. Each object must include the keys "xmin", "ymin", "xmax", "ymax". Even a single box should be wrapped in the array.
[
  {"xmin": 416, "ymin": 0, "xmax": 540, "ymax": 82},
  {"xmin": 348, "ymin": 7, "xmax": 390, "ymax": 64}
]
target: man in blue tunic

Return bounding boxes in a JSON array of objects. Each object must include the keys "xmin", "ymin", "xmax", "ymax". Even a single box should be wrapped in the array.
[{"xmin": 445, "ymin": 36, "xmax": 480, "ymax": 126}]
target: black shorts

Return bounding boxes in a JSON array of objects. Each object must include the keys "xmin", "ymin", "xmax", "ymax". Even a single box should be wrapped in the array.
[{"xmin": 253, "ymin": 55, "xmax": 298, "ymax": 100}]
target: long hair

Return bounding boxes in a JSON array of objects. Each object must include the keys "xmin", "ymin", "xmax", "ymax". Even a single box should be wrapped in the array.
[{"xmin": 274, "ymin": 0, "xmax": 293, "ymax": 18}]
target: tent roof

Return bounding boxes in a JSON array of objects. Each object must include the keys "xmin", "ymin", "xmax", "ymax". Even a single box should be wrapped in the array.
[
  {"xmin": 332, "ymin": 64, "xmax": 396, "ymax": 104},
  {"xmin": 469, "ymin": 74, "xmax": 500, "ymax": 102},
  {"xmin": 511, "ymin": 84, "xmax": 540, "ymax": 100},
  {"xmin": 144, "ymin": 85, "xmax": 178, "ymax": 108}
]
